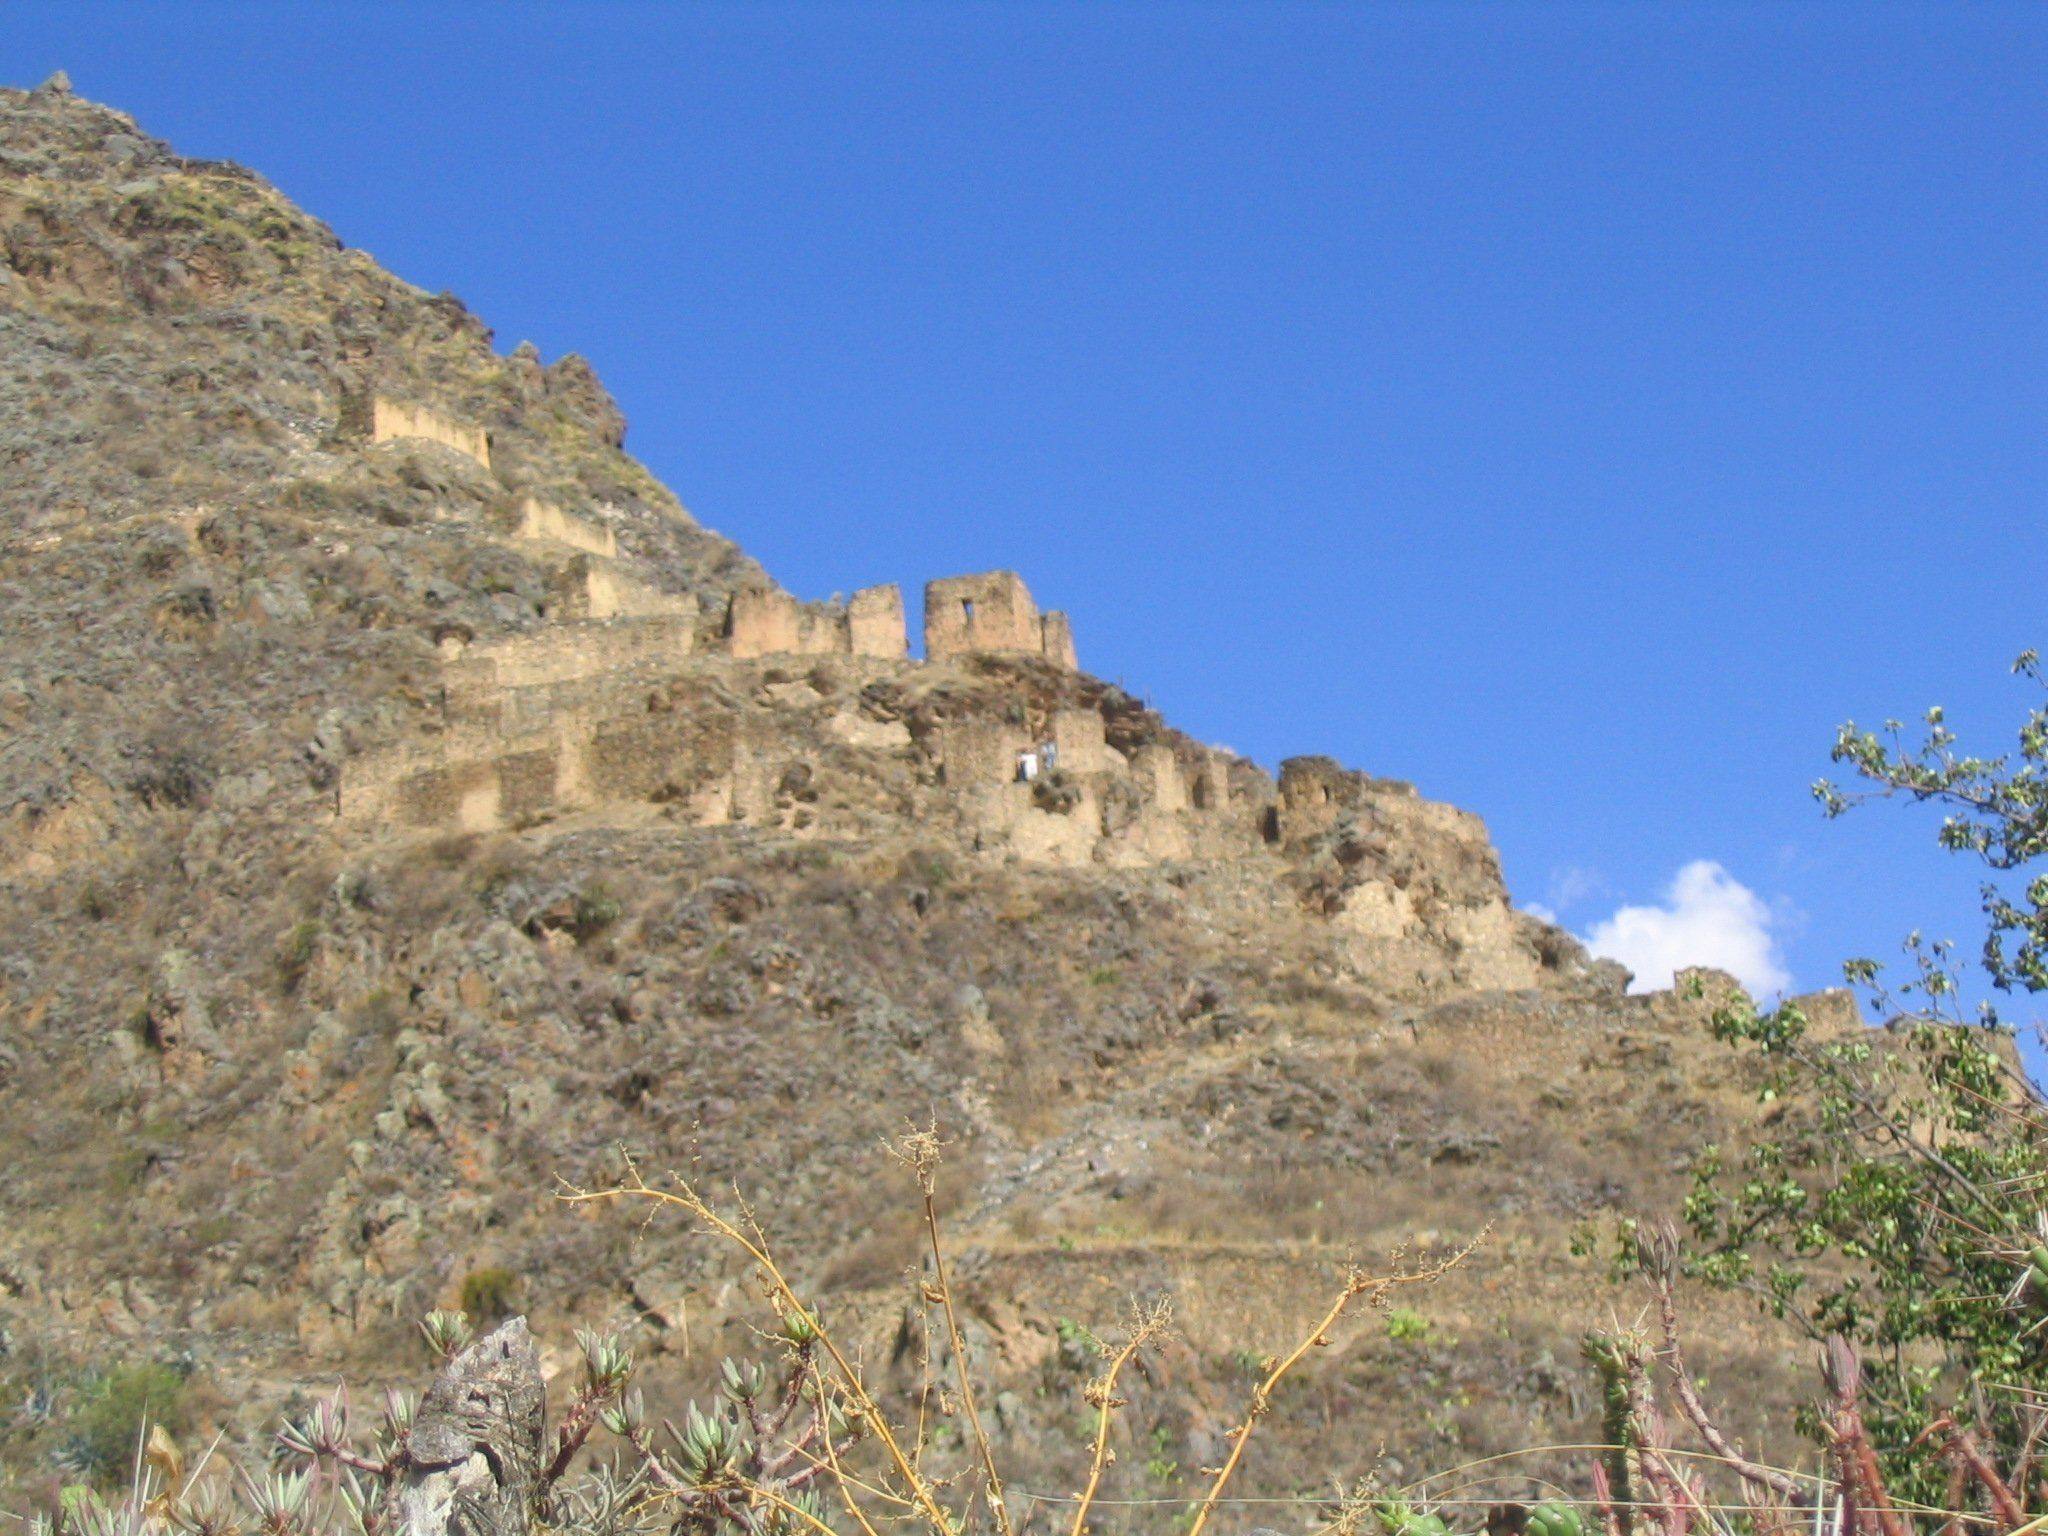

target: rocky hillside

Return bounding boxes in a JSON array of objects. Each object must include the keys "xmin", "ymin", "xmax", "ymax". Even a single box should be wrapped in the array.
[{"xmin": 0, "ymin": 77, "xmax": 1841, "ymax": 1519}]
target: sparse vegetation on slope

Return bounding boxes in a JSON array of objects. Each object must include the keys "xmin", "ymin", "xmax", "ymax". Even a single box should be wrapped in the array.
[{"xmin": 14, "ymin": 72, "xmax": 2039, "ymax": 1536}]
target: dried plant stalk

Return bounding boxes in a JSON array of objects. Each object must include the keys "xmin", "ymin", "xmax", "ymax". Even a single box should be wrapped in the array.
[
  {"xmin": 893, "ymin": 1123, "xmax": 1013, "ymax": 1536},
  {"xmin": 1068, "ymin": 1301, "xmax": 1173, "ymax": 1536},
  {"xmin": 561, "ymin": 1160, "xmax": 956, "ymax": 1536},
  {"xmin": 1182, "ymin": 1235, "xmax": 1483, "ymax": 1536}
]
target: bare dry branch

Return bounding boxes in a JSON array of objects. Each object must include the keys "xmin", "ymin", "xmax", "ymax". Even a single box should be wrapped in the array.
[
  {"xmin": 1067, "ymin": 1299, "xmax": 1173, "ymax": 1536},
  {"xmin": 1182, "ymin": 1234, "xmax": 1485, "ymax": 1536}
]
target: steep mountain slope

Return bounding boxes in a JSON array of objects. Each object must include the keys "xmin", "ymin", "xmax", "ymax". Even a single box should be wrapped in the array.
[{"xmin": 0, "ymin": 78, "xmax": 1835, "ymax": 1515}]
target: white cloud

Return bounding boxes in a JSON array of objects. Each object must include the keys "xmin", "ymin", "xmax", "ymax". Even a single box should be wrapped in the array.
[
  {"xmin": 1548, "ymin": 866, "xmax": 1607, "ymax": 910},
  {"xmin": 1523, "ymin": 901, "xmax": 1559, "ymax": 925},
  {"xmin": 1582, "ymin": 860, "xmax": 1792, "ymax": 997}
]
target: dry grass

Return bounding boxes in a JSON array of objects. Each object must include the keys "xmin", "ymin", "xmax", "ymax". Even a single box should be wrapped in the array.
[{"xmin": 561, "ymin": 1133, "xmax": 1482, "ymax": 1536}]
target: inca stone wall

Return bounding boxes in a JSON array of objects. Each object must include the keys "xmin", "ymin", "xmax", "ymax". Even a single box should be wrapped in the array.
[
  {"xmin": 366, "ymin": 396, "xmax": 491, "ymax": 468},
  {"xmin": 923, "ymin": 571, "xmax": 1077, "ymax": 668},
  {"xmin": 336, "ymin": 606, "xmax": 1541, "ymax": 997},
  {"xmin": 723, "ymin": 582, "xmax": 910, "ymax": 661},
  {"xmin": 324, "ymin": 381, "xmax": 1189, "ymax": 868},
  {"xmin": 516, "ymin": 497, "xmax": 615, "ymax": 558},
  {"xmin": 724, "ymin": 587, "xmax": 806, "ymax": 659},
  {"xmin": 848, "ymin": 584, "xmax": 907, "ymax": 660},
  {"xmin": 325, "ymin": 395, "xmax": 1142, "ymax": 846},
  {"xmin": 545, "ymin": 558, "xmax": 697, "ymax": 623},
  {"xmin": 925, "ymin": 571, "xmax": 1039, "ymax": 656},
  {"xmin": 1050, "ymin": 707, "xmax": 1114, "ymax": 772},
  {"xmin": 441, "ymin": 620, "xmax": 695, "ymax": 700},
  {"xmin": 1040, "ymin": 609, "xmax": 1078, "ymax": 669}
]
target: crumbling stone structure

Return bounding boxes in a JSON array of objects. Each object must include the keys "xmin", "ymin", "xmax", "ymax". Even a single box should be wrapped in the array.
[
  {"xmin": 924, "ymin": 571, "xmax": 1075, "ymax": 668},
  {"xmin": 336, "ymin": 576, "xmax": 1542, "ymax": 1000},
  {"xmin": 848, "ymin": 584, "xmax": 907, "ymax": 659},
  {"xmin": 1051, "ymin": 707, "xmax": 1115, "ymax": 772},
  {"xmin": 334, "ymin": 482, "xmax": 1120, "ymax": 844},
  {"xmin": 1040, "ymin": 609, "xmax": 1078, "ymax": 669},
  {"xmin": 544, "ymin": 557, "xmax": 696, "ymax": 623},
  {"xmin": 441, "ymin": 620, "xmax": 695, "ymax": 699},
  {"xmin": 515, "ymin": 496, "xmax": 615, "ymax": 558},
  {"xmin": 365, "ymin": 396, "xmax": 491, "ymax": 469},
  {"xmin": 725, "ymin": 586, "xmax": 805, "ymax": 659},
  {"xmin": 723, "ymin": 582, "xmax": 909, "ymax": 661}
]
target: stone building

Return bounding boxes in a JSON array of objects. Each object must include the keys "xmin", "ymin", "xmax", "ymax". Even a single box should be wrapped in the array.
[
  {"xmin": 723, "ymin": 582, "xmax": 909, "ymax": 660},
  {"xmin": 724, "ymin": 586, "xmax": 806, "ymax": 659},
  {"xmin": 353, "ymin": 394, "xmax": 492, "ymax": 468},
  {"xmin": 847, "ymin": 584, "xmax": 907, "ymax": 659},
  {"xmin": 923, "ymin": 571, "xmax": 1076, "ymax": 668}
]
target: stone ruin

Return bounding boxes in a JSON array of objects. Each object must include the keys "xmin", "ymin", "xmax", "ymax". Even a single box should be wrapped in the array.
[
  {"xmin": 516, "ymin": 495, "xmax": 614, "ymax": 558},
  {"xmin": 344, "ymin": 397, "xmax": 1081, "ymax": 679},
  {"xmin": 346, "ymin": 393, "xmax": 493, "ymax": 469},
  {"xmin": 544, "ymin": 556, "xmax": 696, "ymax": 624},
  {"xmin": 346, "ymin": 396, "xmax": 1080, "ymax": 675},
  {"xmin": 346, "ymin": 393, "xmax": 1084, "ymax": 674},
  {"xmin": 327, "ymin": 416, "xmax": 1545, "ymax": 986},
  {"xmin": 335, "ymin": 544, "xmax": 1152, "ymax": 862},
  {"xmin": 335, "ymin": 394, "xmax": 1103, "ymax": 843},
  {"xmin": 925, "ymin": 571, "xmax": 1075, "ymax": 668},
  {"xmin": 719, "ymin": 572, "xmax": 1074, "ymax": 669},
  {"xmin": 340, "ymin": 399, "xmax": 1390, "ymax": 889},
  {"xmin": 723, "ymin": 583, "xmax": 908, "ymax": 661}
]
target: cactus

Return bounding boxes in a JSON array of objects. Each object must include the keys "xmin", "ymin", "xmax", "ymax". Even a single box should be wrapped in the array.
[
  {"xmin": 1582, "ymin": 1332, "xmax": 1638, "ymax": 1536},
  {"xmin": 1372, "ymin": 1500, "xmax": 1455, "ymax": 1536},
  {"xmin": 246, "ymin": 1312, "xmax": 840, "ymax": 1536},
  {"xmin": 1526, "ymin": 1501, "xmax": 1592, "ymax": 1536}
]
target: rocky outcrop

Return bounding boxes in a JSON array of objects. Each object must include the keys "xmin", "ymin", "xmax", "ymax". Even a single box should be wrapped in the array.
[{"xmin": 391, "ymin": 1320, "xmax": 545, "ymax": 1536}]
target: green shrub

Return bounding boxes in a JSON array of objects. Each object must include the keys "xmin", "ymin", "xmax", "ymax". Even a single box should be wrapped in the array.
[
  {"xmin": 1385, "ymin": 1307, "xmax": 1430, "ymax": 1343},
  {"xmin": 275, "ymin": 919, "xmax": 320, "ymax": 993},
  {"xmin": 458, "ymin": 1266, "xmax": 518, "ymax": 1323},
  {"xmin": 1143, "ymin": 1424, "xmax": 1178, "ymax": 1482},
  {"xmin": 572, "ymin": 885, "xmax": 622, "ymax": 941},
  {"xmin": 71, "ymin": 1361, "xmax": 188, "ymax": 1481}
]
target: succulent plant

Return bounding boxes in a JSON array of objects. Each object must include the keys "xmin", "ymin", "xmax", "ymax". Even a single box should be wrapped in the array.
[
  {"xmin": 1372, "ymin": 1501, "xmax": 1454, "ymax": 1536},
  {"xmin": 719, "ymin": 1356, "xmax": 771, "ymax": 1405},
  {"xmin": 673, "ymin": 1401, "xmax": 745, "ymax": 1485},
  {"xmin": 599, "ymin": 1386, "xmax": 647, "ymax": 1439},
  {"xmin": 577, "ymin": 1329, "xmax": 634, "ymax": 1392},
  {"xmin": 1525, "ymin": 1502, "xmax": 1592, "ymax": 1536},
  {"xmin": 234, "ymin": 1469, "xmax": 311, "ymax": 1536},
  {"xmin": 548, "ymin": 1463, "xmax": 659, "ymax": 1536},
  {"xmin": 417, "ymin": 1310, "xmax": 474, "ymax": 1361},
  {"xmin": 332, "ymin": 1471, "xmax": 374, "ymax": 1536},
  {"xmin": 169, "ymin": 1484, "xmax": 244, "ymax": 1536},
  {"xmin": 275, "ymin": 1387, "xmax": 353, "ymax": 1465}
]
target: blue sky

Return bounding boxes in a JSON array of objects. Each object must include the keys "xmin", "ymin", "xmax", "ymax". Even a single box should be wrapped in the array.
[{"xmin": 10, "ymin": 3, "xmax": 2047, "ymax": 1026}]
